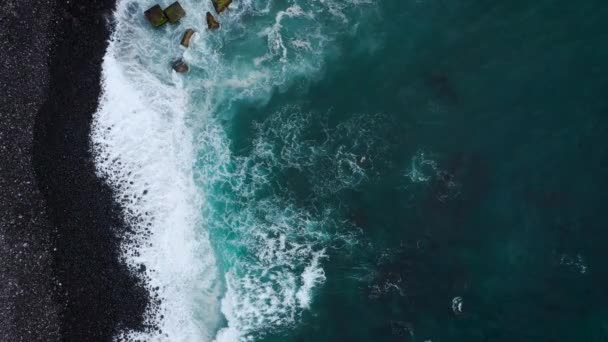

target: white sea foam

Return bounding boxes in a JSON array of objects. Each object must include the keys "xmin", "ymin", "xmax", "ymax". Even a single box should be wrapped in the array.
[
  {"xmin": 92, "ymin": 55, "xmax": 223, "ymax": 341},
  {"xmin": 92, "ymin": 0, "xmax": 373, "ymax": 340},
  {"xmin": 92, "ymin": 0, "xmax": 224, "ymax": 340},
  {"xmin": 255, "ymin": 4, "xmax": 311, "ymax": 65},
  {"xmin": 404, "ymin": 150, "xmax": 461, "ymax": 201},
  {"xmin": 406, "ymin": 150, "xmax": 438, "ymax": 183},
  {"xmin": 296, "ymin": 250, "xmax": 327, "ymax": 309},
  {"xmin": 195, "ymin": 107, "xmax": 369, "ymax": 340},
  {"xmin": 196, "ymin": 107, "xmax": 389, "ymax": 340}
]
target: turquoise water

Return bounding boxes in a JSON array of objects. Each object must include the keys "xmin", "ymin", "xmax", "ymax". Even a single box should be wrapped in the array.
[
  {"xmin": 95, "ymin": 0, "xmax": 608, "ymax": 340},
  {"xmin": 201, "ymin": 0, "xmax": 608, "ymax": 340}
]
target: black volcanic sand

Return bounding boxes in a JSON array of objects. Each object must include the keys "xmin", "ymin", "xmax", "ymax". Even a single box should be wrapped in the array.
[
  {"xmin": 1, "ymin": 0, "xmax": 152, "ymax": 340},
  {"xmin": 1, "ymin": 0, "xmax": 60, "ymax": 340},
  {"xmin": 30, "ymin": 0, "xmax": 151, "ymax": 341}
]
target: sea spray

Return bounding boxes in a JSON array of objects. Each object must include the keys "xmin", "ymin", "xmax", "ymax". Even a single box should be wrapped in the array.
[
  {"xmin": 197, "ymin": 107, "xmax": 389, "ymax": 340},
  {"xmin": 101, "ymin": 0, "xmax": 608, "ymax": 340},
  {"xmin": 92, "ymin": 0, "xmax": 224, "ymax": 340},
  {"xmin": 92, "ymin": 0, "xmax": 374, "ymax": 340}
]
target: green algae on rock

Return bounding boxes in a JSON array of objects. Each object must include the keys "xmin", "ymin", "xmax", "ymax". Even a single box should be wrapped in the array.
[
  {"xmin": 211, "ymin": 0, "xmax": 232, "ymax": 14},
  {"xmin": 144, "ymin": 5, "xmax": 168, "ymax": 27},
  {"xmin": 164, "ymin": 2, "xmax": 186, "ymax": 24},
  {"xmin": 180, "ymin": 29, "xmax": 196, "ymax": 47},
  {"xmin": 206, "ymin": 12, "xmax": 220, "ymax": 30}
]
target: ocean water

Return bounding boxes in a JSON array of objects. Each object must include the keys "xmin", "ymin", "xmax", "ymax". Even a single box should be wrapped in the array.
[{"xmin": 91, "ymin": 0, "xmax": 608, "ymax": 341}]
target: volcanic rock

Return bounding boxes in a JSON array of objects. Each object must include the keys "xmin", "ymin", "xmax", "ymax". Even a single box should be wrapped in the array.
[
  {"xmin": 180, "ymin": 29, "xmax": 195, "ymax": 47},
  {"xmin": 164, "ymin": 2, "xmax": 186, "ymax": 23},
  {"xmin": 206, "ymin": 12, "xmax": 220, "ymax": 30},
  {"xmin": 211, "ymin": 0, "xmax": 232, "ymax": 14},
  {"xmin": 144, "ymin": 5, "xmax": 168, "ymax": 27},
  {"xmin": 172, "ymin": 59, "xmax": 189, "ymax": 73}
]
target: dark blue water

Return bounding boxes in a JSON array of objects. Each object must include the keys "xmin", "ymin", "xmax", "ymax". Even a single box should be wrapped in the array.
[{"xmin": 223, "ymin": 0, "xmax": 608, "ymax": 340}]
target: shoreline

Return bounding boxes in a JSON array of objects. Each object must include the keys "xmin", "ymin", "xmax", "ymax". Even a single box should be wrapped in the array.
[{"xmin": 32, "ymin": 0, "xmax": 150, "ymax": 340}]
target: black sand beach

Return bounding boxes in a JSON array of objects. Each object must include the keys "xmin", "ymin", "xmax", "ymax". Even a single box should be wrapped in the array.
[
  {"xmin": 1, "ymin": 1, "xmax": 59, "ymax": 339},
  {"xmin": 1, "ymin": 0, "xmax": 149, "ymax": 340}
]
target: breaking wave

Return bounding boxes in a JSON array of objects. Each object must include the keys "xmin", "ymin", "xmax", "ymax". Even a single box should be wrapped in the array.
[{"xmin": 91, "ymin": 0, "xmax": 374, "ymax": 340}]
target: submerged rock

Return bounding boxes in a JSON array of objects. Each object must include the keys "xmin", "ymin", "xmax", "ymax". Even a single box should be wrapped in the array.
[
  {"xmin": 172, "ymin": 59, "xmax": 189, "ymax": 73},
  {"xmin": 180, "ymin": 29, "xmax": 195, "ymax": 47},
  {"xmin": 164, "ymin": 1, "xmax": 186, "ymax": 23},
  {"xmin": 206, "ymin": 12, "xmax": 220, "ymax": 30},
  {"xmin": 144, "ymin": 5, "xmax": 168, "ymax": 27},
  {"xmin": 211, "ymin": 0, "xmax": 232, "ymax": 14}
]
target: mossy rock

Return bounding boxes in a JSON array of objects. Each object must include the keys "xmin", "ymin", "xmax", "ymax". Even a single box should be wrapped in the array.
[
  {"xmin": 180, "ymin": 29, "xmax": 196, "ymax": 47},
  {"xmin": 164, "ymin": 2, "xmax": 186, "ymax": 23},
  {"xmin": 172, "ymin": 59, "xmax": 189, "ymax": 73},
  {"xmin": 206, "ymin": 12, "xmax": 220, "ymax": 30},
  {"xmin": 144, "ymin": 5, "xmax": 168, "ymax": 27},
  {"xmin": 211, "ymin": 0, "xmax": 232, "ymax": 14}
]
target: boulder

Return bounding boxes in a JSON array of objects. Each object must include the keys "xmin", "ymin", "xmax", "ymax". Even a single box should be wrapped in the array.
[
  {"xmin": 172, "ymin": 59, "xmax": 189, "ymax": 73},
  {"xmin": 144, "ymin": 5, "xmax": 168, "ymax": 27},
  {"xmin": 164, "ymin": 1, "xmax": 186, "ymax": 23},
  {"xmin": 206, "ymin": 12, "xmax": 220, "ymax": 30},
  {"xmin": 211, "ymin": 0, "xmax": 232, "ymax": 14},
  {"xmin": 180, "ymin": 29, "xmax": 196, "ymax": 47}
]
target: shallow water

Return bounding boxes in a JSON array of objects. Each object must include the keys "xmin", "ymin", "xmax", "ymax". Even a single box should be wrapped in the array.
[{"xmin": 93, "ymin": 0, "xmax": 608, "ymax": 340}]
